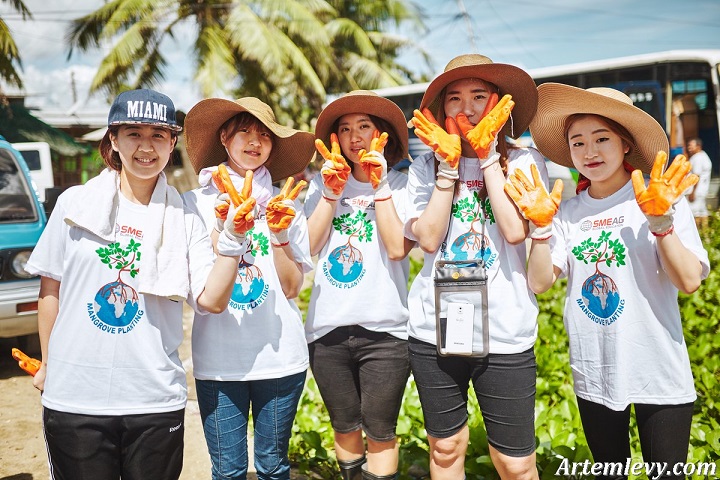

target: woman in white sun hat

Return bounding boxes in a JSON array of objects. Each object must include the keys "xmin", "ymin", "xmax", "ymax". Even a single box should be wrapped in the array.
[
  {"xmin": 513, "ymin": 83, "xmax": 709, "ymax": 479},
  {"xmin": 182, "ymin": 96, "xmax": 316, "ymax": 480},
  {"xmin": 304, "ymin": 90, "xmax": 414, "ymax": 480},
  {"xmin": 405, "ymin": 53, "xmax": 549, "ymax": 479}
]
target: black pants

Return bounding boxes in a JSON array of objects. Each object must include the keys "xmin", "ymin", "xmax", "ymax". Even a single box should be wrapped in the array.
[
  {"xmin": 43, "ymin": 407, "xmax": 185, "ymax": 480},
  {"xmin": 576, "ymin": 397, "xmax": 694, "ymax": 480}
]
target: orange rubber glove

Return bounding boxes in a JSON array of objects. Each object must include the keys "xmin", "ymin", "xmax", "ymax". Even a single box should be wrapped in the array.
[
  {"xmin": 456, "ymin": 93, "xmax": 514, "ymax": 168},
  {"xmin": 217, "ymin": 170, "xmax": 256, "ymax": 256},
  {"xmin": 358, "ymin": 130, "xmax": 392, "ymax": 199},
  {"xmin": 12, "ymin": 348, "xmax": 41, "ymax": 376},
  {"xmin": 266, "ymin": 177, "xmax": 307, "ymax": 245},
  {"xmin": 504, "ymin": 163, "xmax": 563, "ymax": 239},
  {"xmin": 412, "ymin": 108, "xmax": 461, "ymax": 187},
  {"xmin": 631, "ymin": 151, "xmax": 698, "ymax": 234},
  {"xmin": 316, "ymin": 134, "xmax": 351, "ymax": 200},
  {"xmin": 358, "ymin": 131, "xmax": 389, "ymax": 188}
]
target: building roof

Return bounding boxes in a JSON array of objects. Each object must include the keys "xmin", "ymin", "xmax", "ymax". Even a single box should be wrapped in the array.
[{"xmin": 0, "ymin": 101, "xmax": 91, "ymax": 156}]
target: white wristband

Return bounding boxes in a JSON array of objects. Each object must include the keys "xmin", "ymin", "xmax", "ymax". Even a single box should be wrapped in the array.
[
  {"xmin": 270, "ymin": 229, "xmax": 290, "ymax": 246},
  {"xmin": 435, "ymin": 152, "xmax": 459, "ymax": 181},
  {"xmin": 374, "ymin": 178, "xmax": 392, "ymax": 200},
  {"xmin": 216, "ymin": 229, "xmax": 246, "ymax": 256},
  {"xmin": 645, "ymin": 205, "xmax": 675, "ymax": 234},
  {"xmin": 529, "ymin": 222, "xmax": 552, "ymax": 240}
]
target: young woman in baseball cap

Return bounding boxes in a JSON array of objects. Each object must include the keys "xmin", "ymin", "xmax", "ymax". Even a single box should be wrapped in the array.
[
  {"xmin": 514, "ymin": 83, "xmax": 709, "ymax": 478},
  {"xmin": 26, "ymin": 88, "xmax": 243, "ymax": 479}
]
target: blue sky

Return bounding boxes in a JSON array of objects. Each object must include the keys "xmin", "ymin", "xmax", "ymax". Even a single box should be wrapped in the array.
[{"xmin": 2, "ymin": 0, "xmax": 720, "ymax": 113}]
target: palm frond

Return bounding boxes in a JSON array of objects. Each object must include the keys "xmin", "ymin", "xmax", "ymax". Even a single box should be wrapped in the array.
[
  {"xmin": 343, "ymin": 52, "xmax": 401, "ymax": 90},
  {"xmin": 2, "ymin": 0, "xmax": 32, "ymax": 20},
  {"xmin": 0, "ymin": 18, "xmax": 23, "ymax": 87},
  {"xmin": 194, "ymin": 23, "xmax": 238, "ymax": 97},
  {"xmin": 325, "ymin": 18, "xmax": 376, "ymax": 59},
  {"xmin": 89, "ymin": 21, "xmax": 160, "ymax": 94}
]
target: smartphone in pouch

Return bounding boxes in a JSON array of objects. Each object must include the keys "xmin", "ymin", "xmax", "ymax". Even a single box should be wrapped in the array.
[{"xmin": 444, "ymin": 302, "xmax": 474, "ymax": 355}]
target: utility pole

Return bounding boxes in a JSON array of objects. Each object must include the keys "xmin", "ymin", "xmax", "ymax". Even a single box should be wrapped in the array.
[
  {"xmin": 457, "ymin": 0, "xmax": 479, "ymax": 52},
  {"xmin": 70, "ymin": 71, "xmax": 78, "ymax": 105}
]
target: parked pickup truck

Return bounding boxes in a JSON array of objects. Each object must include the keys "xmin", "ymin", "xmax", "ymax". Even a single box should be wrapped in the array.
[{"xmin": 0, "ymin": 135, "xmax": 46, "ymax": 338}]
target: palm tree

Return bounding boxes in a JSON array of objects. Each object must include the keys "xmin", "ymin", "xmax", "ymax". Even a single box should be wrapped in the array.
[
  {"xmin": 320, "ymin": 0, "xmax": 431, "ymax": 93},
  {"xmin": 0, "ymin": 0, "xmax": 32, "ymax": 89},
  {"xmin": 66, "ymin": 0, "xmax": 428, "ymax": 126}
]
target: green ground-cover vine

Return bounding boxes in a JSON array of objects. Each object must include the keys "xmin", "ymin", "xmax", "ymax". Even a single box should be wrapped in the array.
[{"xmin": 290, "ymin": 213, "xmax": 720, "ymax": 479}]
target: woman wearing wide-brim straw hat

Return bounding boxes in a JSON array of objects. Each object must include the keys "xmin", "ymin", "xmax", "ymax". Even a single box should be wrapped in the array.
[
  {"xmin": 182, "ymin": 96, "xmax": 317, "ymax": 480},
  {"xmin": 404, "ymin": 53, "xmax": 547, "ymax": 479},
  {"xmin": 517, "ymin": 83, "xmax": 709, "ymax": 477},
  {"xmin": 303, "ymin": 90, "xmax": 415, "ymax": 480}
]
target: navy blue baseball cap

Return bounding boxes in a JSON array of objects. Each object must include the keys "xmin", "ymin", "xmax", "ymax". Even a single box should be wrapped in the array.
[{"xmin": 108, "ymin": 88, "xmax": 182, "ymax": 132}]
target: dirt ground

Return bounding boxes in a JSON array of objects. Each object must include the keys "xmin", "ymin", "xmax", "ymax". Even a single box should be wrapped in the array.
[{"xmin": 0, "ymin": 304, "xmax": 250, "ymax": 480}]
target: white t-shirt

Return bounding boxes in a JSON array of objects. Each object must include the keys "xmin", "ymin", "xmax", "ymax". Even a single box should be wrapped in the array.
[
  {"xmin": 404, "ymin": 149, "xmax": 547, "ymax": 354},
  {"xmin": 303, "ymin": 170, "xmax": 410, "ymax": 342},
  {"xmin": 183, "ymin": 184, "xmax": 313, "ymax": 381},
  {"xmin": 552, "ymin": 181, "xmax": 710, "ymax": 410},
  {"xmin": 26, "ymin": 190, "xmax": 215, "ymax": 415},
  {"xmin": 687, "ymin": 149, "xmax": 713, "ymax": 217}
]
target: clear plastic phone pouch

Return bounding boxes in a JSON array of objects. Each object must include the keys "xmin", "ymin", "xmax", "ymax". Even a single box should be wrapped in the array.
[{"xmin": 434, "ymin": 260, "xmax": 489, "ymax": 357}]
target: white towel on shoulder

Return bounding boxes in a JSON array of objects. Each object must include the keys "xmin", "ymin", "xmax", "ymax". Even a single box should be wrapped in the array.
[{"xmin": 64, "ymin": 168, "xmax": 190, "ymax": 301}]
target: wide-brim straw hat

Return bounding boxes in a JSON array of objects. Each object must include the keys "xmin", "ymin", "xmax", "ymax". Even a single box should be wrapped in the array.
[
  {"xmin": 185, "ymin": 97, "xmax": 316, "ymax": 181},
  {"xmin": 419, "ymin": 54, "xmax": 538, "ymax": 139},
  {"xmin": 315, "ymin": 90, "xmax": 409, "ymax": 164},
  {"xmin": 529, "ymin": 83, "xmax": 669, "ymax": 174}
]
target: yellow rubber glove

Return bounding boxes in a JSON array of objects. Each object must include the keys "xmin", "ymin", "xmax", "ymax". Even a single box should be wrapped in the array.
[
  {"xmin": 504, "ymin": 163, "xmax": 563, "ymax": 239},
  {"xmin": 316, "ymin": 134, "xmax": 351, "ymax": 200},
  {"xmin": 456, "ymin": 94, "xmax": 514, "ymax": 167},
  {"xmin": 411, "ymin": 108, "xmax": 462, "ymax": 182},
  {"xmin": 631, "ymin": 151, "xmax": 698, "ymax": 234},
  {"xmin": 266, "ymin": 177, "xmax": 307, "ymax": 245}
]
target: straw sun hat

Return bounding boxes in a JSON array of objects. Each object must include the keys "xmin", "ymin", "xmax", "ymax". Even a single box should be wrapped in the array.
[
  {"xmin": 419, "ymin": 54, "xmax": 538, "ymax": 139},
  {"xmin": 529, "ymin": 83, "xmax": 669, "ymax": 174},
  {"xmin": 184, "ymin": 97, "xmax": 316, "ymax": 181},
  {"xmin": 314, "ymin": 90, "xmax": 410, "ymax": 164}
]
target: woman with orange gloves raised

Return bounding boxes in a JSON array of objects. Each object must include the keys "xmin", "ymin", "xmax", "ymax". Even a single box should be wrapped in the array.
[
  {"xmin": 513, "ymin": 83, "xmax": 709, "ymax": 479},
  {"xmin": 182, "ymin": 97, "xmax": 316, "ymax": 480},
  {"xmin": 404, "ymin": 54, "xmax": 550, "ymax": 479},
  {"xmin": 303, "ymin": 91, "xmax": 415, "ymax": 480}
]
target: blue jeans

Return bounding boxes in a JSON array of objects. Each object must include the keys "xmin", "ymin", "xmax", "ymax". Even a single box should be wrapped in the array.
[{"xmin": 195, "ymin": 371, "xmax": 306, "ymax": 480}]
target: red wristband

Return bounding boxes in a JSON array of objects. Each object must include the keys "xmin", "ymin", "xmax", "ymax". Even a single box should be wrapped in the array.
[
  {"xmin": 271, "ymin": 241, "xmax": 290, "ymax": 247},
  {"xmin": 651, "ymin": 225, "xmax": 674, "ymax": 237}
]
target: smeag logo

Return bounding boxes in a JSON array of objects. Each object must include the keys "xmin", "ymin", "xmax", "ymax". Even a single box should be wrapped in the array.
[{"xmin": 581, "ymin": 216, "xmax": 624, "ymax": 231}]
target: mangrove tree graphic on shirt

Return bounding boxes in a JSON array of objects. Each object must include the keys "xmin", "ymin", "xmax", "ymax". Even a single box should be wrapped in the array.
[
  {"xmin": 87, "ymin": 239, "xmax": 143, "ymax": 334},
  {"xmin": 322, "ymin": 210, "xmax": 373, "ymax": 288},
  {"xmin": 572, "ymin": 230, "xmax": 626, "ymax": 325},
  {"xmin": 443, "ymin": 192, "xmax": 496, "ymax": 266},
  {"xmin": 230, "ymin": 228, "xmax": 270, "ymax": 311}
]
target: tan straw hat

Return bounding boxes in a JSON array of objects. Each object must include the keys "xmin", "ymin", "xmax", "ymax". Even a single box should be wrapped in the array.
[
  {"xmin": 529, "ymin": 83, "xmax": 669, "ymax": 174},
  {"xmin": 184, "ymin": 97, "xmax": 316, "ymax": 180},
  {"xmin": 419, "ymin": 54, "xmax": 538, "ymax": 139},
  {"xmin": 315, "ymin": 90, "xmax": 409, "ymax": 163}
]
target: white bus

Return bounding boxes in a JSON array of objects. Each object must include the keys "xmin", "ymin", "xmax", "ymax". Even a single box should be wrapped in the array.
[{"xmin": 373, "ymin": 50, "xmax": 720, "ymax": 198}]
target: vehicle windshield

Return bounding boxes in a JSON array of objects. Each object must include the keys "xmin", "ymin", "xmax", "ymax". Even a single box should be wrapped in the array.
[{"xmin": 0, "ymin": 147, "xmax": 39, "ymax": 222}]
